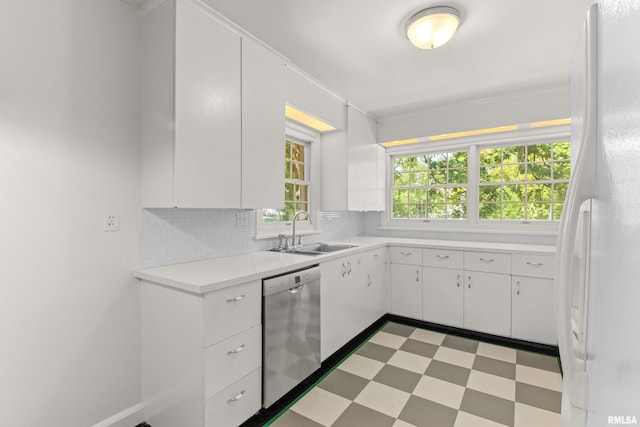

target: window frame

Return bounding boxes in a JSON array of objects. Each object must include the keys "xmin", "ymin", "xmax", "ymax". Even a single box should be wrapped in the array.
[
  {"xmin": 382, "ymin": 125, "xmax": 570, "ymax": 235},
  {"xmin": 255, "ymin": 124, "xmax": 320, "ymax": 240}
]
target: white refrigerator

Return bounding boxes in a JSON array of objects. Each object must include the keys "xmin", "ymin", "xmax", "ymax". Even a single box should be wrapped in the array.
[{"xmin": 556, "ymin": 2, "xmax": 640, "ymax": 426}]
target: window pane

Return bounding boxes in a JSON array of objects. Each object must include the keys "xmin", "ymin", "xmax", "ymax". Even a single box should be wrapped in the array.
[
  {"xmin": 394, "ymin": 157, "xmax": 412, "ymax": 173},
  {"xmin": 284, "ymin": 160, "xmax": 291, "ymax": 179},
  {"xmin": 503, "ymin": 164, "xmax": 526, "ymax": 182},
  {"xmin": 553, "ymin": 182, "xmax": 568, "ymax": 202},
  {"xmin": 393, "ymin": 204, "xmax": 409, "ymax": 218},
  {"xmin": 285, "ymin": 140, "xmax": 291, "ymax": 159},
  {"xmin": 292, "ymin": 162, "xmax": 304, "ymax": 180},
  {"xmin": 295, "ymin": 202, "xmax": 308, "ymax": 213},
  {"xmin": 449, "ymin": 203, "xmax": 467, "ymax": 218},
  {"xmin": 480, "ymin": 185, "xmax": 501, "ymax": 202},
  {"xmin": 411, "ymin": 171, "xmax": 428, "ymax": 186},
  {"xmin": 479, "ymin": 203, "xmax": 501, "ymax": 219},
  {"xmin": 553, "ymin": 203, "xmax": 565, "ymax": 220},
  {"xmin": 529, "ymin": 203, "xmax": 551, "ymax": 220},
  {"xmin": 409, "ymin": 188, "xmax": 426, "ymax": 204},
  {"xmin": 428, "ymin": 188, "xmax": 446, "ymax": 203},
  {"xmin": 527, "ymin": 143, "xmax": 551, "ymax": 162},
  {"xmin": 292, "ymin": 142, "xmax": 304, "ymax": 162},
  {"xmin": 449, "ymin": 152, "xmax": 468, "ymax": 168},
  {"xmin": 503, "ymin": 203, "xmax": 525, "ymax": 220},
  {"xmin": 448, "ymin": 168, "xmax": 467, "ymax": 184},
  {"xmin": 284, "ymin": 182, "xmax": 294, "ymax": 201},
  {"xmin": 553, "ymin": 161, "xmax": 570, "ymax": 180},
  {"xmin": 527, "ymin": 162, "xmax": 551, "ymax": 180},
  {"xmin": 262, "ymin": 208, "xmax": 280, "ymax": 223},
  {"xmin": 428, "ymin": 153, "xmax": 448, "ymax": 169},
  {"xmin": 528, "ymin": 183, "xmax": 552, "ymax": 202},
  {"xmin": 414, "ymin": 156, "xmax": 428, "ymax": 170},
  {"xmin": 409, "ymin": 203, "xmax": 426, "ymax": 218},
  {"xmin": 296, "ymin": 184, "xmax": 308, "ymax": 202},
  {"xmin": 393, "ymin": 189, "xmax": 409, "ymax": 204},
  {"xmin": 553, "ymin": 142, "xmax": 570, "ymax": 160},
  {"xmin": 503, "ymin": 184, "xmax": 525, "ymax": 202},
  {"xmin": 480, "ymin": 166, "xmax": 501, "ymax": 183},
  {"xmin": 429, "ymin": 168, "xmax": 446, "ymax": 185},
  {"xmin": 504, "ymin": 146, "xmax": 526, "ymax": 164},
  {"xmin": 394, "ymin": 172, "xmax": 410, "ymax": 186},
  {"xmin": 282, "ymin": 202, "xmax": 295, "ymax": 221},
  {"xmin": 480, "ymin": 148, "xmax": 501, "ymax": 165},
  {"xmin": 449, "ymin": 187, "xmax": 467, "ymax": 203},
  {"xmin": 427, "ymin": 203, "xmax": 446, "ymax": 219}
]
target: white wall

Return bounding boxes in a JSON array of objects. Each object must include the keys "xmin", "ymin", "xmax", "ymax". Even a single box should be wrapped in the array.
[
  {"xmin": 377, "ymin": 84, "xmax": 570, "ymax": 143},
  {"xmin": 0, "ymin": 1, "xmax": 142, "ymax": 426}
]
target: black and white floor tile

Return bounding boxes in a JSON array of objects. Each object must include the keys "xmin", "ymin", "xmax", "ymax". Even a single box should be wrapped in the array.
[{"xmin": 267, "ymin": 322, "xmax": 562, "ymax": 427}]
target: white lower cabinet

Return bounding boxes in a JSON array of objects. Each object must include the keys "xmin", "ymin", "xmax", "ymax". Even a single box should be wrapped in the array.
[
  {"xmin": 365, "ymin": 248, "xmax": 388, "ymax": 325},
  {"xmin": 321, "ymin": 255, "xmax": 366, "ymax": 360},
  {"xmin": 422, "ymin": 266, "xmax": 463, "ymax": 328},
  {"xmin": 141, "ymin": 279, "xmax": 261, "ymax": 427},
  {"xmin": 463, "ymin": 271, "xmax": 512, "ymax": 337},
  {"xmin": 390, "ymin": 263, "xmax": 422, "ymax": 319}
]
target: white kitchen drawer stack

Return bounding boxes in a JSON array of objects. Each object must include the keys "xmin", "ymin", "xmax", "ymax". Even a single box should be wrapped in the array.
[{"xmin": 141, "ymin": 279, "xmax": 262, "ymax": 427}]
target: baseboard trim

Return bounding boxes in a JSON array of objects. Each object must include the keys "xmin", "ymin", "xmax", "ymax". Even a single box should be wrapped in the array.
[{"xmin": 91, "ymin": 402, "xmax": 145, "ymax": 427}]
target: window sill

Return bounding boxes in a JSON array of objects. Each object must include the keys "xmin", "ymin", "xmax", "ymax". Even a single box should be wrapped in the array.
[{"xmin": 377, "ymin": 224, "xmax": 558, "ymax": 237}]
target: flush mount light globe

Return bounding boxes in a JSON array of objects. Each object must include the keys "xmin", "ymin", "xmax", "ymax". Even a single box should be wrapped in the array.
[{"xmin": 406, "ymin": 6, "xmax": 461, "ymax": 49}]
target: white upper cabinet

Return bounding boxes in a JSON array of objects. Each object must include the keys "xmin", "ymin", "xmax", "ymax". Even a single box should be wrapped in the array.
[
  {"xmin": 321, "ymin": 106, "xmax": 385, "ymax": 212},
  {"xmin": 241, "ymin": 38, "xmax": 285, "ymax": 208},
  {"xmin": 173, "ymin": 0, "xmax": 241, "ymax": 208},
  {"xmin": 141, "ymin": 0, "xmax": 284, "ymax": 208}
]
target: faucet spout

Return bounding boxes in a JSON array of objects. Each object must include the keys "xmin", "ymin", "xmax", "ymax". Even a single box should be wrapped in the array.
[{"xmin": 291, "ymin": 211, "xmax": 310, "ymax": 249}]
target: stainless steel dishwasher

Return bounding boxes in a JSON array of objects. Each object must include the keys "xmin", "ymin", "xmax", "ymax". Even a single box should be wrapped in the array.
[{"xmin": 262, "ymin": 265, "xmax": 321, "ymax": 408}]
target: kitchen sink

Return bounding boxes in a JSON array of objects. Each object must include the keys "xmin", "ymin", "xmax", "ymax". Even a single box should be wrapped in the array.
[{"xmin": 272, "ymin": 243, "xmax": 357, "ymax": 256}]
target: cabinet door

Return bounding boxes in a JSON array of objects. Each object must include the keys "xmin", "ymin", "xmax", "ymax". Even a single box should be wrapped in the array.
[
  {"xmin": 390, "ymin": 264, "xmax": 422, "ymax": 319},
  {"xmin": 423, "ymin": 267, "xmax": 463, "ymax": 328},
  {"xmin": 464, "ymin": 271, "xmax": 511, "ymax": 336},
  {"xmin": 241, "ymin": 37, "xmax": 285, "ymax": 208},
  {"xmin": 512, "ymin": 276, "xmax": 557, "ymax": 344},
  {"xmin": 320, "ymin": 256, "xmax": 366, "ymax": 360},
  {"xmin": 366, "ymin": 263, "xmax": 388, "ymax": 325},
  {"xmin": 174, "ymin": 0, "xmax": 242, "ymax": 207},
  {"xmin": 347, "ymin": 107, "xmax": 382, "ymax": 211}
]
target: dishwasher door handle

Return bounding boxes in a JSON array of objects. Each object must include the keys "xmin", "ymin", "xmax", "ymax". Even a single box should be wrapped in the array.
[{"xmin": 288, "ymin": 284, "xmax": 304, "ymax": 294}]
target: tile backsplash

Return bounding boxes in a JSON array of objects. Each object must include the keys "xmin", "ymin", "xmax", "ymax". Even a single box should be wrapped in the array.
[{"xmin": 140, "ymin": 209, "xmax": 365, "ymax": 268}]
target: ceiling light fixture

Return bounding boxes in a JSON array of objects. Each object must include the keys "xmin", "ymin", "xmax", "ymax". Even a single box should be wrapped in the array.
[{"xmin": 405, "ymin": 6, "xmax": 461, "ymax": 49}]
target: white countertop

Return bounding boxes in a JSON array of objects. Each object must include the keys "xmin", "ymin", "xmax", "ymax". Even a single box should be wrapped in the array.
[{"xmin": 134, "ymin": 236, "xmax": 555, "ymax": 294}]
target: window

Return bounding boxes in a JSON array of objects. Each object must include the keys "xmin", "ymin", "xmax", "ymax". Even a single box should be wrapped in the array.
[
  {"xmin": 257, "ymin": 130, "xmax": 316, "ymax": 239},
  {"xmin": 479, "ymin": 142, "xmax": 570, "ymax": 221},
  {"xmin": 392, "ymin": 151, "xmax": 468, "ymax": 220},
  {"xmin": 262, "ymin": 139, "xmax": 310, "ymax": 223},
  {"xmin": 384, "ymin": 127, "xmax": 571, "ymax": 232}
]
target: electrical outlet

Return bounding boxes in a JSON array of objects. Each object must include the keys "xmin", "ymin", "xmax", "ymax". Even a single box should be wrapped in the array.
[
  {"xmin": 236, "ymin": 211, "xmax": 250, "ymax": 226},
  {"xmin": 104, "ymin": 211, "xmax": 119, "ymax": 232}
]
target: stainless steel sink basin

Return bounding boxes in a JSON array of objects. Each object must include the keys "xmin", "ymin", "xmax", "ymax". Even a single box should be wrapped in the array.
[{"xmin": 272, "ymin": 243, "xmax": 357, "ymax": 256}]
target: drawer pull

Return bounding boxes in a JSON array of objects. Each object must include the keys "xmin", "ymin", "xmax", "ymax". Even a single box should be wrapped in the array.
[
  {"xmin": 226, "ymin": 295, "xmax": 246, "ymax": 303},
  {"xmin": 479, "ymin": 258, "xmax": 495, "ymax": 263},
  {"xmin": 436, "ymin": 254, "xmax": 450, "ymax": 260},
  {"xmin": 227, "ymin": 390, "xmax": 245, "ymax": 403},
  {"xmin": 400, "ymin": 251, "xmax": 413, "ymax": 256},
  {"xmin": 227, "ymin": 344, "xmax": 245, "ymax": 355},
  {"xmin": 526, "ymin": 261, "xmax": 544, "ymax": 267},
  {"xmin": 468, "ymin": 275, "xmax": 472, "ymax": 289},
  {"xmin": 516, "ymin": 281, "xmax": 521, "ymax": 295},
  {"xmin": 456, "ymin": 274, "xmax": 460, "ymax": 288}
]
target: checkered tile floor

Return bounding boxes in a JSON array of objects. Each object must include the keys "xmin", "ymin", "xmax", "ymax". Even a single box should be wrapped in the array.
[{"xmin": 268, "ymin": 322, "xmax": 562, "ymax": 427}]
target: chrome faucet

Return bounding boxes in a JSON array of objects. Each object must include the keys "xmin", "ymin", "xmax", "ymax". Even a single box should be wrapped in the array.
[{"xmin": 291, "ymin": 210, "xmax": 310, "ymax": 249}]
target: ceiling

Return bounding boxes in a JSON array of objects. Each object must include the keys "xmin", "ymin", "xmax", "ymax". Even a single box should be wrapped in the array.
[{"xmin": 196, "ymin": 0, "xmax": 593, "ymax": 120}]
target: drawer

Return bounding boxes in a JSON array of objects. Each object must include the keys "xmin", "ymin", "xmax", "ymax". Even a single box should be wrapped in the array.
[
  {"xmin": 365, "ymin": 247, "xmax": 387, "ymax": 268},
  {"xmin": 204, "ymin": 280, "xmax": 261, "ymax": 347},
  {"xmin": 422, "ymin": 248, "xmax": 463, "ymax": 269},
  {"xmin": 205, "ymin": 369, "xmax": 261, "ymax": 427},
  {"xmin": 390, "ymin": 246, "xmax": 422, "ymax": 265},
  {"xmin": 512, "ymin": 254, "xmax": 555, "ymax": 279},
  {"xmin": 464, "ymin": 251, "xmax": 511, "ymax": 274},
  {"xmin": 205, "ymin": 324, "xmax": 261, "ymax": 399}
]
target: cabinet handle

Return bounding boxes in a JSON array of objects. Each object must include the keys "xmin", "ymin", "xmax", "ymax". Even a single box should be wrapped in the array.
[
  {"xmin": 227, "ymin": 390, "xmax": 245, "ymax": 403},
  {"xmin": 367, "ymin": 274, "xmax": 372, "ymax": 287},
  {"xmin": 227, "ymin": 344, "xmax": 245, "ymax": 355},
  {"xmin": 526, "ymin": 261, "xmax": 544, "ymax": 267},
  {"xmin": 226, "ymin": 295, "xmax": 246, "ymax": 303},
  {"xmin": 436, "ymin": 254, "xmax": 450, "ymax": 260},
  {"xmin": 342, "ymin": 262, "xmax": 347, "ymax": 277},
  {"xmin": 456, "ymin": 274, "xmax": 460, "ymax": 287},
  {"xmin": 416, "ymin": 269, "xmax": 420, "ymax": 282},
  {"xmin": 288, "ymin": 284, "xmax": 304, "ymax": 294},
  {"xmin": 516, "ymin": 281, "xmax": 521, "ymax": 295},
  {"xmin": 479, "ymin": 258, "xmax": 495, "ymax": 263},
  {"xmin": 400, "ymin": 251, "xmax": 413, "ymax": 256},
  {"xmin": 347, "ymin": 261, "xmax": 352, "ymax": 275},
  {"xmin": 468, "ymin": 275, "xmax": 472, "ymax": 289}
]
